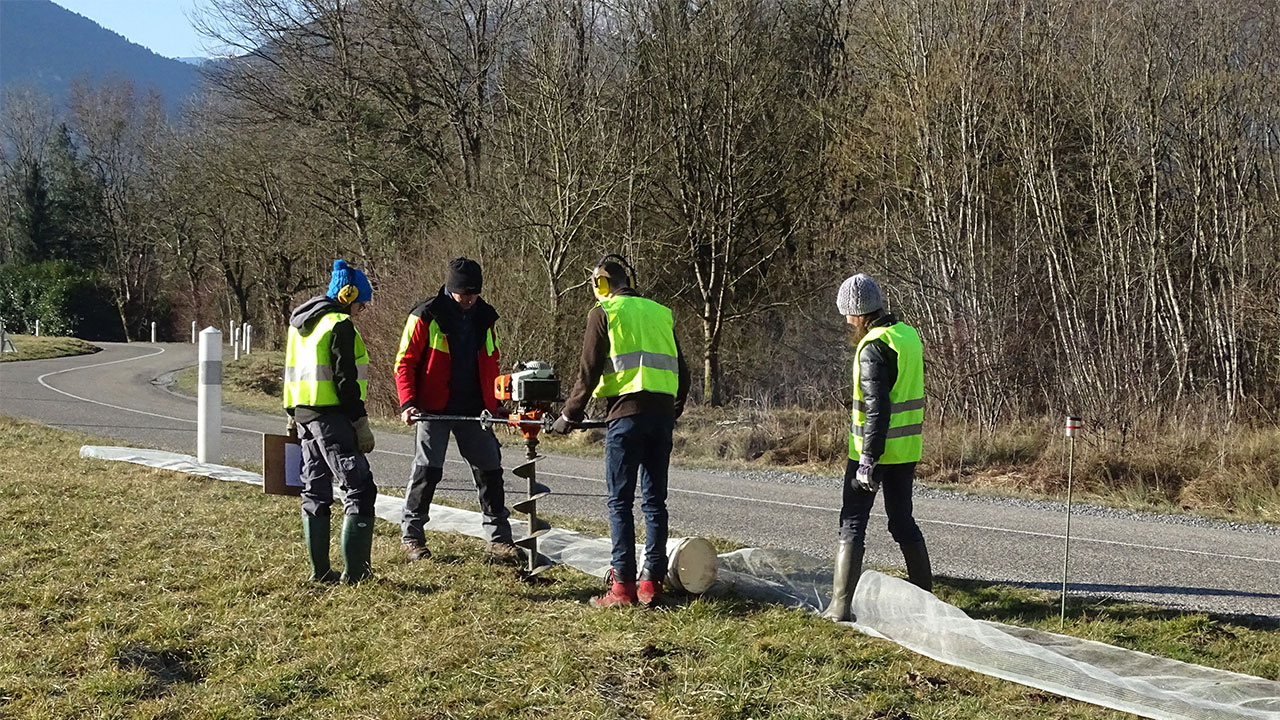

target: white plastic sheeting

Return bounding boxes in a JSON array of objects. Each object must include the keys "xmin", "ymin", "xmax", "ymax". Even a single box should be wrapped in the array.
[
  {"xmin": 719, "ymin": 546, "xmax": 1280, "ymax": 720},
  {"xmin": 80, "ymin": 445, "xmax": 263, "ymax": 487},
  {"xmin": 81, "ymin": 445, "xmax": 1280, "ymax": 720}
]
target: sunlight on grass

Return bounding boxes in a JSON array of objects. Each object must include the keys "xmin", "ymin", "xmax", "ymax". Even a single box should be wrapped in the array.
[
  {"xmin": 1, "ymin": 417, "xmax": 1274, "ymax": 718},
  {"xmin": 0, "ymin": 334, "xmax": 99, "ymax": 362}
]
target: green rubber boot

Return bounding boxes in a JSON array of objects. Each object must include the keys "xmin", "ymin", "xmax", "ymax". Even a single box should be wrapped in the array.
[
  {"xmin": 302, "ymin": 515, "xmax": 341, "ymax": 583},
  {"xmin": 339, "ymin": 514, "xmax": 375, "ymax": 584},
  {"xmin": 821, "ymin": 541, "xmax": 864, "ymax": 622}
]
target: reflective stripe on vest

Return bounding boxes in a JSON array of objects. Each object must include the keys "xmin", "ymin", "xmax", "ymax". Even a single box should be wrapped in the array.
[
  {"xmin": 283, "ymin": 312, "xmax": 369, "ymax": 409},
  {"xmin": 417, "ymin": 319, "xmax": 498, "ymax": 358},
  {"xmin": 592, "ymin": 295, "xmax": 679, "ymax": 399},
  {"xmin": 849, "ymin": 322, "xmax": 924, "ymax": 463}
]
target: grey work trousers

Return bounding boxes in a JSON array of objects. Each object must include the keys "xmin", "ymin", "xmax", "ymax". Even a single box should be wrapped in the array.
[
  {"xmin": 401, "ymin": 418, "xmax": 511, "ymax": 544},
  {"xmin": 298, "ymin": 413, "xmax": 378, "ymax": 518}
]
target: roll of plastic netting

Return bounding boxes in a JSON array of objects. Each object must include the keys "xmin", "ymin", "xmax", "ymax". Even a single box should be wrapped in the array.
[{"xmin": 717, "ymin": 546, "xmax": 1280, "ymax": 720}]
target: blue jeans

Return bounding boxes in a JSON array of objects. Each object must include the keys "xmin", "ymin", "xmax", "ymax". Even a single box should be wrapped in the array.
[
  {"xmin": 604, "ymin": 412, "xmax": 674, "ymax": 582},
  {"xmin": 838, "ymin": 460, "xmax": 924, "ymax": 546}
]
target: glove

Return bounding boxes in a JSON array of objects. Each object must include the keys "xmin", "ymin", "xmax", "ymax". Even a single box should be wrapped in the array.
[
  {"xmin": 550, "ymin": 415, "xmax": 574, "ymax": 435},
  {"xmin": 855, "ymin": 455, "xmax": 879, "ymax": 493},
  {"xmin": 353, "ymin": 416, "xmax": 376, "ymax": 454},
  {"xmin": 285, "ymin": 415, "xmax": 298, "ymax": 440}
]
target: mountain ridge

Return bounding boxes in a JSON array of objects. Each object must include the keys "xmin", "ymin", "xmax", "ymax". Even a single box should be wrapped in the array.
[{"xmin": 0, "ymin": 0, "xmax": 201, "ymax": 112}]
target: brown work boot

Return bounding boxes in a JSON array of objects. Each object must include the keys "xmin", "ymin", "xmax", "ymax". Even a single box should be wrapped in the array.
[
  {"xmin": 486, "ymin": 540, "xmax": 521, "ymax": 563},
  {"xmin": 402, "ymin": 540, "xmax": 432, "ymax": 562}
]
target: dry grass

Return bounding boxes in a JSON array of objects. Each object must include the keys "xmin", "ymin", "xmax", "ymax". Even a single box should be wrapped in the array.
[{"xmin": 927, "ymin": 420, "xmax": 1280, "ymax": 524}]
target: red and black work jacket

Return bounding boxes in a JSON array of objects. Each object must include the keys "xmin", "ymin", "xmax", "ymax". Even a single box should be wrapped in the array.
[{"xmin": 394, "ymin": 287, "xmax": 501, "ymax": 414}]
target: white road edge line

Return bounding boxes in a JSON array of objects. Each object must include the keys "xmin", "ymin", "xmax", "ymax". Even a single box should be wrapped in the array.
[{"xmin": 34, "ymin": 346, "xmax": 1278, "ymax": 567}]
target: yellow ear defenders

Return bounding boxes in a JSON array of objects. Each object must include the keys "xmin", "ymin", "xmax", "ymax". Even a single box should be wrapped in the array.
[
  {"xmin": 592, "ymin": 266, "xmax": 613, "ymax": 297},
  {"xmin": 592, "ymin": 253, "xmax": 634, "ymax": 297},
  {"xmin": 336, "ymin": 284, "xmax": 359, "ymax": 305}
]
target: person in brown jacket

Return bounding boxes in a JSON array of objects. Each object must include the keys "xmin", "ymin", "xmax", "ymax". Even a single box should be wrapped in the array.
[{"xmin": 551, "ymin": 255, "xmax": 691, "ymax": 607}]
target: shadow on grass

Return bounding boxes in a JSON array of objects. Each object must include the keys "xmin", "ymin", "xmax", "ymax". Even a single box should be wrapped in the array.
[
  {"xmin": 939, "ymin": 576, "xmax": 1280, "ymax": 631},
  {"xmin": 534, "ymin": 576, "xmax": 783, "ymax": 615},
  {"xmin": 115, "ymin": 645, "xmax": 204, "ymax": 697}
]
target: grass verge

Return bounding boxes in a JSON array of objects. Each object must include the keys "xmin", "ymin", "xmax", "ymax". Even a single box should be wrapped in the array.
[
  {"xmin": 0, "ymin": 333, "xmax": 99, "ymax": 362},
  {"xmin": 1, "ymin": 416, "xmax": 1278, "ymax": 719}
]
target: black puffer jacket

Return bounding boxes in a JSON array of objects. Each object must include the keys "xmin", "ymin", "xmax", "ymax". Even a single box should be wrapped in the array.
[{"xmin": 856, "ymin": 313, "xmax": 900, "ymax": 462}]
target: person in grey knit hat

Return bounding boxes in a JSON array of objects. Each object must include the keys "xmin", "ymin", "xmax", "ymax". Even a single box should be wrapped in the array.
[
  {"xmin": 836, "ymin": 273, "xmax": 884, "ymax": 317},
  {"xmin": 823, "ymin": 273, "xmax": 933, "ymax": 623}
]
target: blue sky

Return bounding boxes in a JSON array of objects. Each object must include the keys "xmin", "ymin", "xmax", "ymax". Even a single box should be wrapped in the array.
[{"xmin": 54, "ymin": 0, "xmax": 209, "ymax": 59}]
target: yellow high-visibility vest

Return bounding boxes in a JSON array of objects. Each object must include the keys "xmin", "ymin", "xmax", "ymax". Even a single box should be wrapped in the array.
[
  {"xmin": 283, "ymin": 312, "xmax": 368, "ymax": 408},
  {"xmin": 849, "ymin": 322, "xmax": 924, "ymax": 463},
  {"xmin": 592, "ymin": 295, "xmax": 679, "ymax": 398}
]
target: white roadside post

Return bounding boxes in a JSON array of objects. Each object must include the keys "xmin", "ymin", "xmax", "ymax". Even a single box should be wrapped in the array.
[
  {"xmin": 233, "ymin": 325, "xmax": 241, "ymax": 361},
  {"xmin": 243, "ymin": 324, "xmax": 252, "ymax": 355},
  {"xmin": 229, "ymin": 320, "xmax": 235, "ymax": 346},
  {"xmin": 191, "ymin": 321, "xmax": 197, "ymax": 344},
  {"xmin": 34, "ymin": 319, "xmax": 40, "ymax": 337},
  {"xmin": 198, "ymin": 327, "xmax": 222, "ymax": 464},
  {"xmin": 1060, "ymin": 415, "xmax": 1082, "ymax": 629},
  {"xmin": 151, "ymin": 321, "xmax": 157, "ymax": 343}
]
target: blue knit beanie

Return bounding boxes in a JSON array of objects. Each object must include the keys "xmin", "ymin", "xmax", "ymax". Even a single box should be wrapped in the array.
[{"xmin": 326, "ymin": 259, "xmax": 373, "ymax": 304}]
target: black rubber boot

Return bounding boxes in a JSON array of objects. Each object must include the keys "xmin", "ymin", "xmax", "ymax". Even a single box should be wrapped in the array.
[
  {"xmin": 302, "ymin": 515, "xmax": 340, "ymax": 583},
  {"xmin": 900, "ymin": 540, "xmax": 933, "ymax": 591},
  {"xmin": 339, "ymin": 514, "xmax": 376, "ymax": 584},
  {"xmin": 821, "ymin": 541, "xmax": 864, "ymax": 622}
]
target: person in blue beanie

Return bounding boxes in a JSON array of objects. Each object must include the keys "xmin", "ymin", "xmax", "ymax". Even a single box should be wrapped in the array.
[{"xmin": 283, "ymin": 259, "xmax": 379, "ymax": 583}]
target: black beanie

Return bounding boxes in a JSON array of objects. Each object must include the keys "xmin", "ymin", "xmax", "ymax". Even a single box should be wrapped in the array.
[{"xmin": 446, "ymin": 257, "xmax": 483, "ymax": 294}]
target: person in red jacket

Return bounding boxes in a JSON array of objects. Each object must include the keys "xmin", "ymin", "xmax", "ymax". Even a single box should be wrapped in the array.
[{"xmin": 394, "ymin": 258, "xmax": 516, "ymax": 561}]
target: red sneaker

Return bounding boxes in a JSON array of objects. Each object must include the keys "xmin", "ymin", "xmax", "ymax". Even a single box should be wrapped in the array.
[
  {"xmin": 636, "ymin": 579, "xmax": 663, "ymax": 606},
  {"xmin": 590, "ymin": 582, "xmax": 638, "ymax": 608}
]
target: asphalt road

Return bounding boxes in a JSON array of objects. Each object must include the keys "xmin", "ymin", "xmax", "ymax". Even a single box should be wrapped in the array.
[{"xmin": 3, "ymin": 342, "xmax": 1278, "ymax": 619}]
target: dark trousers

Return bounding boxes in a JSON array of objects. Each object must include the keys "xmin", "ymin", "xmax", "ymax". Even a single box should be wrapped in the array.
[
  {"xmin": 298, "ymin": 413, "xmax": 378, "ymax": 518},
  {"xmin": 401, "ymin": 419, "xmax": 511, "ymax": 544},
  {"xmin": 838, "ymin": 460, "xmax": 924, "ymax": 547},
  {"xmin": 604, "ymin": 412, "xmax": 675, "ymax": 582}
]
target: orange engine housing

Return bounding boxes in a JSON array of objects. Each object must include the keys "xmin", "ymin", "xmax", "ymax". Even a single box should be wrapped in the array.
[{"xmin": 494, "ymin": 374, "xmax": 515, "ymax": 402}]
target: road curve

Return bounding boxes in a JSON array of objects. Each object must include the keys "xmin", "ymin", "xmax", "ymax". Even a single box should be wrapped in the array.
[{"xmin": 2, "ymin": 342, "xmax": 1278, "ymax": 619}]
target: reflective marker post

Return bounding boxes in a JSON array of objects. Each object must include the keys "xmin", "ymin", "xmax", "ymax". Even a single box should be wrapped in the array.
[
  {"xmin": 191, "ymin": 321, "xmax": 197, "ymax": 344},
  {"xmin": 198, "ymin": 327, "xmax": 222, "ymax": 464},
  {"xmin": 243, "ymin": 324, "xmax": 252, "ymax": 355},
  {"xmin": 233, "ymin": 325, "xmax": 240, "ymax": 361},
  {"xmin": 34, "ymin": 319, "xmax": 40, "ymax": 337},
  {"xmin": 1061, "ymin": 415, "xmax": 1082, "ymax": 629},
  {"xmin": 151, "ymin": 321, "xmax": 157, "ymax": 343}
]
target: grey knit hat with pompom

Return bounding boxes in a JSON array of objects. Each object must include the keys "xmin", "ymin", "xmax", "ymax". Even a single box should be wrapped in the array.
[{"xmin": 836, "ymin": 273, "xmax": 884, "ymax": 316}]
